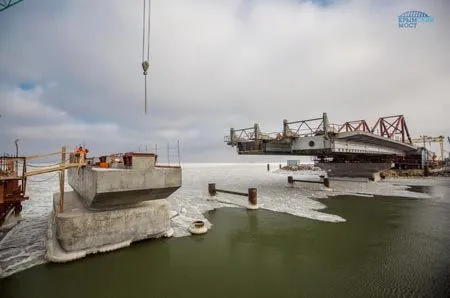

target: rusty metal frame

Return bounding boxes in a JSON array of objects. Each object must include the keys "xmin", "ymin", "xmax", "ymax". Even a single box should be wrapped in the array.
[
  {"xmin": 0, "ymin": 156, "xmax": 28, "ymax": 225},
  {"xmin": 1, "ymin": 148, "xmax": 71, "ymax": 225}
]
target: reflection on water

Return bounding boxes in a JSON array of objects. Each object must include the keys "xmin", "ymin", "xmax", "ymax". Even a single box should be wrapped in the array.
[{"xmin": 1, "ymin": 183, "xmax": 450, "ymax": 298}]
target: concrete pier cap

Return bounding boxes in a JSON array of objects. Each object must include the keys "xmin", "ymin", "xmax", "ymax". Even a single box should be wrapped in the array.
[{"xmin": 68, "ymin": 152, "xmax": 182, "ymax": 209}]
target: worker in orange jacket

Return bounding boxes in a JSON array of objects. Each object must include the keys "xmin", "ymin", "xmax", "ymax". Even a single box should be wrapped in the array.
[{"xmin": 75, "ymin": 146, "xmax": 89, "ymax": 167}]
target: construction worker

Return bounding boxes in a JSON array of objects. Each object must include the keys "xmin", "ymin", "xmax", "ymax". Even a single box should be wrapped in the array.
[
  {"xmin": 75, "ymin": 146, "xmax": 89, "ymax": 158},
  {"xmin": 75, "ymin": 146, "xmax": 89, "ymax": 173}
]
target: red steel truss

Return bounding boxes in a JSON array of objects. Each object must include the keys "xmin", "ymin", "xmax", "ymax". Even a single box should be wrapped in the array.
[
  {"xmin": 337, "ymin": 120, "xmax": 371, "ymax": 133},
  {"xmin": 227, "ymin": 114, "xmax": 414, "ymax": 148},
  {"xmin": 337, "ymin": 115, "xmax": 412, "ymax": 144},
  {"xmin": 371, "ymin": 115, "xmax": 412, "ymax": 143}
]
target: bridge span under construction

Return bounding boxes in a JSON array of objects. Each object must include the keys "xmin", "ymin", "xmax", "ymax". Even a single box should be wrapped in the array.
[{"xmin": 225, "ymin": 113, "xmax": 433, "ymax": 179}]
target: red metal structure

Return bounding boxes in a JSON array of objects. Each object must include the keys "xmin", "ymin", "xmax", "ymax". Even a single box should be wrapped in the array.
[
  {"xmin": 371, "ymin": 115, "xmax": 412, "ymax": 144},
  {"xmin": 0, "ymin": 156, "xmax": 28, "ymax": 226},
  {"xmin": 337, "ymin": 120, "xmax": 371, "ymax": 133},
  {"xmin": 335, "ymin": 115, "xmax": 411, "ymax": 144}
]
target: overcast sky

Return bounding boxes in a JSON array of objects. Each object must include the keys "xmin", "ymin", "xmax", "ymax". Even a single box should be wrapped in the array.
[{"xmin": 0, "ymin": 0, "xmax": 449, "ymax": 162}]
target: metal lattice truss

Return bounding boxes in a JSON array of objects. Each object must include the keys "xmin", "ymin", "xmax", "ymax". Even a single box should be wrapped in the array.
[
  {"xmin": 227, "ymin": 113, "xmax": 414, "ymax": 146},
  {"xmin": 335, "ymin": 115, "xmax": 411, "ymax": 143},
  {"xmin": 225, "ymin": 127, "xmax": 253, "ymax": 143},
  {"xmin": 0, "ymin": 0, "xmax": 23, "ymax": 12},
  {"xmin": 226, "ymin": 124, "xmax": 282, "ymax": 144},
  {"xmin": 226, "ymin": 125, "xmax": 260, "ymax": 143},
  {"xmin": 371, "ymin": 115, "xmax": 411, "ymax": 143},
  {"xmin": 283, "ymin": 117, "xmax": 324, "ymax": 138},
  {"xmin": 337, "ymin": 120, "xmax": 371, "ymax": 133}
]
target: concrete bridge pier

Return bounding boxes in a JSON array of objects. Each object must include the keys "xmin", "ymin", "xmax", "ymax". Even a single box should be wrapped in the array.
[{"xmin": 46, "ymin": 153, "xmax": 181, "ymax": 262}]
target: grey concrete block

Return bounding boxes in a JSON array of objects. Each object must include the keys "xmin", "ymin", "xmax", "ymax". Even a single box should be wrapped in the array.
[
  {"xmin": 316, "ymin": 162, "xmax": 392, "ymax": 178},
  {"xmin": 54, "ymin": 192, "xmax": 171, "ymax": 252},
  {"xmin": 67, "ymin": 154, "xmax": 181, "ymax": 208}
]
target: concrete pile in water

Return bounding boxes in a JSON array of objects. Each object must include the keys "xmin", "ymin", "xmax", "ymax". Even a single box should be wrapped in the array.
[{"xmin": 46, "ymin": 153, "xmax": 182, "ymax": 262}]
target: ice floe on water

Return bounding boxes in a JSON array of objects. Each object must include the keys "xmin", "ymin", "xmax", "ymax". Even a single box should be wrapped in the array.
[
  {"xmin": 0, "ymin": 217, "xmax": 48, "ymax": 278},
  {"xmin": 0, "ymin": 163, "xmax": 435, "ymax": 277}
]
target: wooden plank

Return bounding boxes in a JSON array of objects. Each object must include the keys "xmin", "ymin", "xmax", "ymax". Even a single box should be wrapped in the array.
[
  {"xmin": 59, "ymin": 146, "xmax": 66, "ymax": 213},
  {"xmin": 24, "ymin": 163, "xmax": 81, "ymax": 177},
  {"xmin": 22, "ymin": 160, "xmax": 27, "ymax": 194},
  {"xmin": 1, "ymin": 163, "xmax": 81, "ymax": 180}
]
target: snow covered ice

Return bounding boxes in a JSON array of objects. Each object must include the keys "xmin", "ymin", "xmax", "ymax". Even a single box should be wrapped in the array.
[{"xmin": 0, "ymin": 163, "xmax": 431, "ymax": 278}]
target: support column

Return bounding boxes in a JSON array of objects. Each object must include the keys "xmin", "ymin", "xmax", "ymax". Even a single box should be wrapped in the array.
[
  {"xmin": 283, "ymin": 119, "xmax": 289, "ymax": 138},
  {"xmin": 288, "ymin": 176, "xmax": 293, "ymax": 185},
  {"xmin": 59, "ymin": 146, "xmax": 66, "ymax": 213},
  {"xmin": 208, "ymin": 183, "xmax": 216, "ymax": 196},
  {"xmin": 323, "ymin": 112, "xmax": 329, "ymax": 139},
  {"xmin": 230, "ymin": 128, "xmax": 235, "ymax": 144}
]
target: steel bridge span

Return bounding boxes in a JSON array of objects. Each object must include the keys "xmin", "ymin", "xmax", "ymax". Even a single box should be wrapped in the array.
[{"xmin": 225, "ymin": 113, "xmax": 424, "ymax": 179}]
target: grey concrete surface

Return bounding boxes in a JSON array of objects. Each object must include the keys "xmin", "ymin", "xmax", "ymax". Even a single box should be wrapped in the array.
[
  {"xmin": 316, "ymin": 162, "xmax": 392, "ymax": 179},
  {"xmin": 68, "ymin": 154, "xmax": 181, "ymax": 208},
  {"xmin": 53, "ymin": 192, "xmax": 171, "ymax": 252}
]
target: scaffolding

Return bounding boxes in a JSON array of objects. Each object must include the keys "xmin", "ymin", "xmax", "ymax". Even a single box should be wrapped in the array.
[{"xmin": 0, "ymin": 146, "xmax": 85, "ymax": 226}]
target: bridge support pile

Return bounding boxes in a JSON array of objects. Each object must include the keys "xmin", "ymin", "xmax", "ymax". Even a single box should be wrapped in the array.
[{"xmin": 208, "ymin": 183, "xmax": 258, "ymax": 209}]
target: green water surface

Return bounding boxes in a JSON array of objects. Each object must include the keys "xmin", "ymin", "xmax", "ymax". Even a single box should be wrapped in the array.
[{"xmin": 1, "ymin": 186, "xmax": 450, "ymax": 298}]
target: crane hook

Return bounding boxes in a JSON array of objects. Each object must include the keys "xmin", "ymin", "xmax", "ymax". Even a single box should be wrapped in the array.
[{"xmin": 142, "ymin": 61, "xmax": 150, "ymax": 75}]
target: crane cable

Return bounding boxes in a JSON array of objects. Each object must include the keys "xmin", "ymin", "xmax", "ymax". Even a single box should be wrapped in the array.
[{"xmin": 142, "ymin": 0, "xmax": 151, "ymax": 114}]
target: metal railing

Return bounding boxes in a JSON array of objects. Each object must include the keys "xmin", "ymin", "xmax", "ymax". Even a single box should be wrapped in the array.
[
  {"xmin": 284, "ymin": 117, "xmax": 325, "ymax": 138},
  {"xmin": 135, "ymin": 141, "xmax": 181, "ymax": 166}
]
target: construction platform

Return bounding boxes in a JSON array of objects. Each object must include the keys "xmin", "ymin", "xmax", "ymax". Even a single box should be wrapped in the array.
[{"xmin": 68, "ymin": 153, "xmax": 181, "ymax": 208}]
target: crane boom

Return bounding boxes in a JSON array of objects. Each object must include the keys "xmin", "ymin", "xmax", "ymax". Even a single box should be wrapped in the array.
[{"xmin": 0, "ymin": 0, "xmax": 23, "ymax": 12}]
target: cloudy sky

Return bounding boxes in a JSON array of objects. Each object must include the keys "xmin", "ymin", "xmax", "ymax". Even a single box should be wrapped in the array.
[{"xmin": 0, "ymin": 0, "xmax": 449, "ymax": 162}]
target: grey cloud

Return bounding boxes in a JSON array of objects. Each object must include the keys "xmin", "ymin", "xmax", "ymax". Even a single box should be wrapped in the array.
[{"xmin": 0, "ymin": 0, "xmax": 449, "ymax": 160}]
